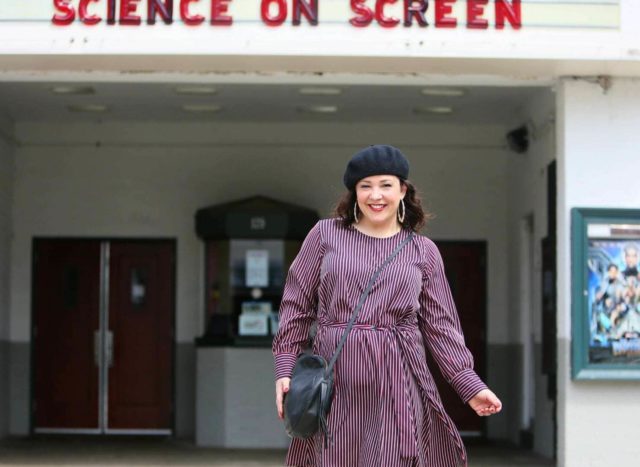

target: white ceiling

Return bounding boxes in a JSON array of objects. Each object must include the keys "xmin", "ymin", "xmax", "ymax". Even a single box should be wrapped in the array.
[{"xmin": 0, "ymin": 82, "xmax": 548, "ymax": 125}]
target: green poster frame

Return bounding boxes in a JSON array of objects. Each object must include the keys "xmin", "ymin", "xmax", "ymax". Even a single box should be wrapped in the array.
[{"xmin": 572, "ymin": 207, "xmax": 640, "ymax": 380}]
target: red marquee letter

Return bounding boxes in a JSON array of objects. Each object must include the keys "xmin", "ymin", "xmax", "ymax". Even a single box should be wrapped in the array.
[
  {"xmin": 404, "ymin": 0, "xmax": 428, "ymax": 27},
  {"xmin": 107, "ymin": 0, "xmax": 117, "ymax": 24},
  {"xmin": 79, "ymin": 0, "xmax": 101, "ymax": 25},
  {"xmin": 52, "ymin": 0, "xmax": 75, "ymax": 25},
  {"xmin": 261, "ymin": 0, "xmax": 287, "ymax": 26},
  {"xmin": 78, "ymin": 0, "xmax": 101, "ymax": 25},
  {"xmin": 293, "ymin": 0, "xmax": 318, "ymax": 26},
  {"xmin": 211, "ymin": 0, "xmax": 232, "ymax": 25},
  {"xmin": 435, "ymin": 0, "xmax": 456, "ymax": 28},
  {"xmin": 148, "ymin": 0, "xmax": 173, "ymax": 25},
  {"xmin": 467, "ymin": 0, "xmax": 488, "ymax": 29},
  {"xmin": 350, "ymin": 0, "xmax": 374, "ymax": 27},
  {"xmin": 376, "ymin": 0, "xmax": 400, "ymax": 28},
  {"xmin": 120, "ymin": 0, "xmax": 142, "ymax": 25},
  {"xmin": 495, "ymin": 0, "xmax": 521, "ymax": 29},
  {"xmin": 180, "ymin": 0, "xmax": 204, "ymax": 25}
]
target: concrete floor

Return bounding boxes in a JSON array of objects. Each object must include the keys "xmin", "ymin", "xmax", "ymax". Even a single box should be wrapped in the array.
[{"xmin": 0, "ymin": 437, "xmax": 554, "ymax": 466}]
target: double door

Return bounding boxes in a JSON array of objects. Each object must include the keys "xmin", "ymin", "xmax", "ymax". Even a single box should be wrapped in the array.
[{"xmin": 32, "ymin": 240, "xmax": 175, "ymax": 434}]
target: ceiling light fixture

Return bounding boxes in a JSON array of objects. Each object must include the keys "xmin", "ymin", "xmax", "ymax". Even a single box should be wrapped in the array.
[
  {"xmin": 413, "ymin": 106, "xmax": 454, "ymax": 115},
  {"xmin": 298, "ymin": 87, "xmax": 343, "ymax": 96},
  {"xmin": 182, "ymin": 104, "xmax": 222, "ymax": 113},
  {"xmin": 67, "ymin": 104, "xmax": 108, "ymax": 113},
  {"xmin": 51, "ymin": 85, "xmax": 95, "ymax": 95},
  {"xmin": 298, "ymin": 104, "xmax": 339, "ymax": 113},
  {"xmin": 420, "ymin": 88, "xmax": 465, "ymax": 97},
  {"xmin": 175, "ymin": 85, "xmax": 217, "ymax": 95}
]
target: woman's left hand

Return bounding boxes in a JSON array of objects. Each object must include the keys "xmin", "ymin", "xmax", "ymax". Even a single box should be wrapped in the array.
[{"xmin": 468, "ymin": 389, "xmax": 502, "ymax": 417}]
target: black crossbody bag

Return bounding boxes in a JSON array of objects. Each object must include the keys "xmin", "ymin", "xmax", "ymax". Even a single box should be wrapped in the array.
[{"xmin": 283, "ymin": 231, "xmax": 414, "ymax": 447}]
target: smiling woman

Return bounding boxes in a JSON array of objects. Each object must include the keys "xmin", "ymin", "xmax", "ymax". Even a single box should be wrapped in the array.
[{"xmin": 273, "ymin": 144, "xmax": 502, "ymax": 466}]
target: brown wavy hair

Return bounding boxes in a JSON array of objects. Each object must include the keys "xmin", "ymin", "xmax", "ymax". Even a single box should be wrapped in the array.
[{"xmin": 332, "ymin": 178, "xmax": 434, "ymax": 232}]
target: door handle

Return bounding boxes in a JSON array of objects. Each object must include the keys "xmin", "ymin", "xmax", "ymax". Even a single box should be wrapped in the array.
[
  {"xmin": 94, "ymin": 331, "xmax": 101, "ymax": 367},
  {"xmin": 106, "ymin": 330, "xmax": 114, "ymax": 368}
]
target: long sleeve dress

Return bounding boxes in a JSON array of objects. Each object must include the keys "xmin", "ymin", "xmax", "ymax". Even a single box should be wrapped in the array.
[{"xmin": 272, "ymin": 218, "xmax": 488, "ymax": 467}]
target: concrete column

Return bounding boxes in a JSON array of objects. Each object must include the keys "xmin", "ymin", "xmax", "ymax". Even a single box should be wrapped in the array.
[{"xmin": 556, "ymin": 78, "xmax": 640, "ymax": 467}]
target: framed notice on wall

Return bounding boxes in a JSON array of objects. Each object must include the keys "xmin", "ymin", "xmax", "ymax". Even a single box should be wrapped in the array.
[{"xmin": 572, "ymin": 208, "xmax": 640, "ymax": 380}]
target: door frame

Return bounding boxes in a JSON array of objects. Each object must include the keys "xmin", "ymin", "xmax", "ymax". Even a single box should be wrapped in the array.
[{"xmin": 29, "ymin": 237, "xmax": 177, "ymax": 436}]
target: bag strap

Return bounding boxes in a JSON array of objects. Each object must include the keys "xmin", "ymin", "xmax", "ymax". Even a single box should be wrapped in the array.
[{"xmin": 326, "ymin": 230, "xmax": 415, "ymax": 373}]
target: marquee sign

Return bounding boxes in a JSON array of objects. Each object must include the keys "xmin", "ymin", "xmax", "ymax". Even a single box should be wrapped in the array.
[
  {"xmin": 0, "ymin": 0, "xmax": 621, "ymax": 31},
  {"xmin": 50, "ymin": 0, "xmax": 523, "ymax": 28}
]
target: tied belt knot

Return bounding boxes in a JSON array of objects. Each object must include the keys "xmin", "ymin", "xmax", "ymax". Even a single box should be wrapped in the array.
[
  {"xmin": 318, "ymin": 320, "xmax": 413, "ymax": 332},
  {"xmin": 318, "ymin": 319, "xmax": 420, "ymax": 457}
]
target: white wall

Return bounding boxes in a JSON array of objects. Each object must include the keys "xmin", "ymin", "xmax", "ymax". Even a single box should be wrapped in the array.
[
  {"xmin": 557, "ymin": 78, "xmax": 640, "ymax": 467},
  {"xmin": 506, "ymin": 89, "xmax": 556, "ymax": 456},
  {"xmin": 8, "ymin": 120, "xmax": 512, "ymax": 434},
  {"xmin": 0, "ymin": 114, "xmax": 15, "ymax": 438}
]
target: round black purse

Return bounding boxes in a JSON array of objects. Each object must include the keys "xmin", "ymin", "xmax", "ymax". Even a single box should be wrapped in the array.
[{"xmin": 284, "ymin": 354, "xmax": 333, "ymax": 444}]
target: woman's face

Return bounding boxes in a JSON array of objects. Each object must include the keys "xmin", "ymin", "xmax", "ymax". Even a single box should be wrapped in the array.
[{"xmin": 355, "ymin": 175, "xmax": 407, "ymax": 226}]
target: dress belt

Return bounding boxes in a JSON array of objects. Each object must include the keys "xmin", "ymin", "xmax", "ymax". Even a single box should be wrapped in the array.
[{"xmin": 318, "ymin": 321, "xmax": 411, "ymax": 331}]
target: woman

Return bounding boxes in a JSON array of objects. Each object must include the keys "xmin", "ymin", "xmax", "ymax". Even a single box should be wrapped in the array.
[{"xmin": 272, "ymin": 144, "xmax": 502, "ymax": 467}]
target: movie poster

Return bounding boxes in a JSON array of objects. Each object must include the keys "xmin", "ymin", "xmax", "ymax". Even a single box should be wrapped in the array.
[{"xmin": 588, "ymin": 235, "xmax": 640, "ymax": 364}]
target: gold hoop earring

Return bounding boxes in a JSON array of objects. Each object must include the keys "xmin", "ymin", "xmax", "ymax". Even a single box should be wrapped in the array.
[
  {"xmin": 354, "ymin": 202, "xmax": 359, "ymax": 223},
  {"xmin": 398, "ymin": 199, "xmax": 406, "ymax": 223}
]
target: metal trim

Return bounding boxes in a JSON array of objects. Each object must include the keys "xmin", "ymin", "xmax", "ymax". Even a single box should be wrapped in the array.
[
  {"xmin": 34, "ymin": 428, "xmax": 102, "ymax": 434},
  {"xmin": 104, "ymin": 429, "xmax": 172, "ymax": 435}
]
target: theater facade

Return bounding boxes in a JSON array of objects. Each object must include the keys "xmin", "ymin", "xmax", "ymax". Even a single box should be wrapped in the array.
[{"xmin": 1, "ymin": 1, "xmax": 640, "ymax": 466}]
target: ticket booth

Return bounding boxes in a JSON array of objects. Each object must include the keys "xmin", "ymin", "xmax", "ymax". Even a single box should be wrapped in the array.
[{"xmin": 194, "ymin": 195, "xmax": 318, "ymax": 447}]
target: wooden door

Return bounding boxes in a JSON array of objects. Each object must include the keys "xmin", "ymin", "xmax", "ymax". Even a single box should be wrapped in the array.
[
  {"xmin": 107, "ymin": 241, "xmax": 174, "ymax": 431},
  {"xmin": 427, "ymin": 241, "xmax": 486, "ymax": 434},
  {"xmin": 33, "ymin": 240, "xmax": 101, "ymax": 430}
]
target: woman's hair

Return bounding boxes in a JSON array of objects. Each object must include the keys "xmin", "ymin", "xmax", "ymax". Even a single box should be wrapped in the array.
[{"xmin": 332, "ymin": 178, "xmax": 434, "ymax": 232}]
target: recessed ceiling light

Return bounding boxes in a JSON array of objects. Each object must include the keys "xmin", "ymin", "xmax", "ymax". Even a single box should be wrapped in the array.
[
  {"xmin": 421, "ymin": 88, "xmax": 465, "ymax": 97},
  {"xmin": 297, "ymin": 104, "xmax": 339, "ymax": 113},
  {"xmin": 51, "ymin": 85, "xmax": 95, "ymax": 95},
  {"xmin": 175, "ymin": 86, "xmax": 217, "ymax": 95},
  {"xmin": 67, "ymin": 104, "xmax": 108, "ymax": 113},
  {"xmin": 413, "ymin": 106, "xmax": 454, "ymax": 115},
  {"xmin": 182, "ymin": 104, "xmax": 222, "ymax": 113},
  {"xmin": 298, "ymin": 87, "xmax": 342, "ymax": 96}
]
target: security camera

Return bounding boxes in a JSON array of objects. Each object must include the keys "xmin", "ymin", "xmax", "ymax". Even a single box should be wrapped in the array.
[{"xmin": 506, "ymin": 125, "xmax": 529, "ymax": 154}]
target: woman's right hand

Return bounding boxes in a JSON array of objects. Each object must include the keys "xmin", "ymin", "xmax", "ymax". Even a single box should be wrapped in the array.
[{"xmin": 275, "ymin": 377, "xmax": 291, "ymax": 420}]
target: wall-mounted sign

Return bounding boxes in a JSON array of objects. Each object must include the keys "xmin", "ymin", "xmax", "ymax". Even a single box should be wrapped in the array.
[
  {"xmin": 571, "ymin": 207, "xmax": 640, "ymax": 380},
  {"xmin": 50, "ymin": 0, "xmax": 524, "ymax": 28}
]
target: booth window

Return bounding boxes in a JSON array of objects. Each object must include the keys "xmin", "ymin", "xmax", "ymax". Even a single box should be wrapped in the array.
[{"xmin": 194, "ymin": 195, "xmax": 319, "ymax": 346}]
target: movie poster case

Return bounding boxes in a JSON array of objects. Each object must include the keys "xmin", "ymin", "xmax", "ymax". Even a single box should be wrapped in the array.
[{"xmin": 572, "ymin": 208, "xmax": 640, "ymax": 380}]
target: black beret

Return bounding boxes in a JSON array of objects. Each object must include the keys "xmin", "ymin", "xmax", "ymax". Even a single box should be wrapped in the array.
[{"xmin": 343, "ymin": 145, "xmax": 410, "ymax": 190}]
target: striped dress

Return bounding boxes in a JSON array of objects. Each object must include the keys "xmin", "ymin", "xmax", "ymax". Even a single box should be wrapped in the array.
[{"xmin": 272, "ymin": 218, "xmax": 487, "ymax": 467}]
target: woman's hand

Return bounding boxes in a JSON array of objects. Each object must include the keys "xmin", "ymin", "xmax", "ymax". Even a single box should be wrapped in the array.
[
  {"xmin": 275, "ymin": 377, "xmax": 291, "ymax": 420},
  {"xmin": 468, "ymin": 388, "xmax": 502, "ymax": 417}
]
